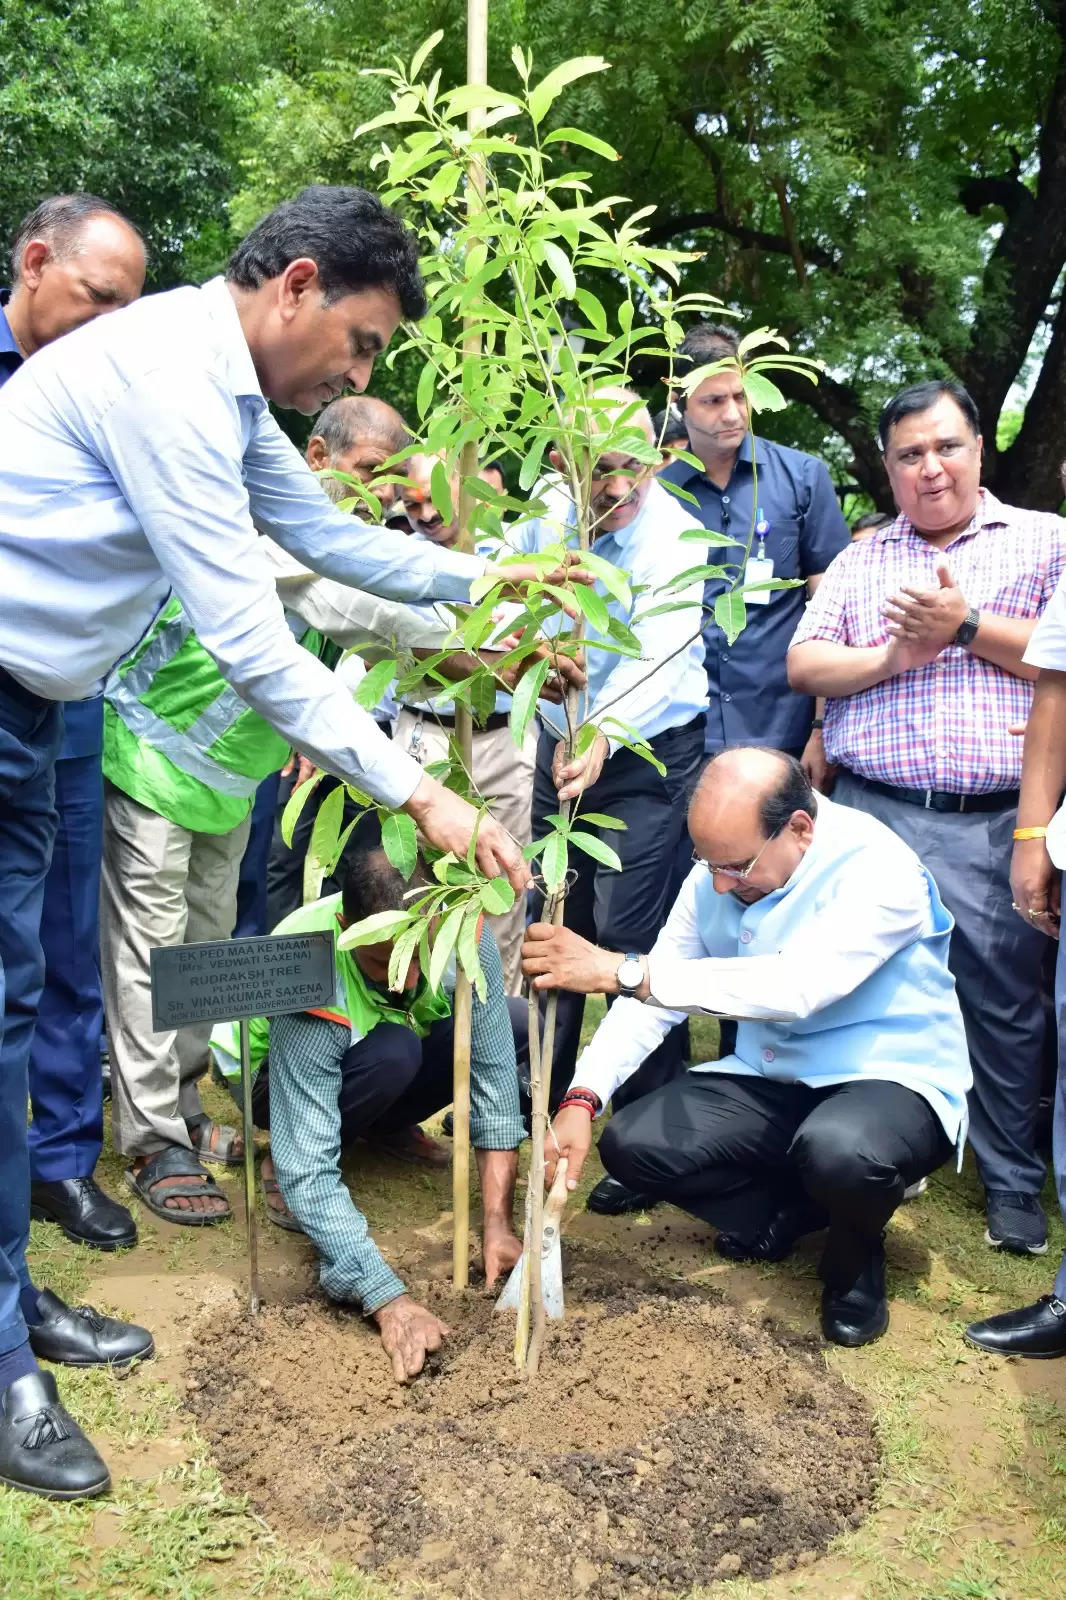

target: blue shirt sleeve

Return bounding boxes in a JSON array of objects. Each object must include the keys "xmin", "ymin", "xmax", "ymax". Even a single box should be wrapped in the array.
[{"xmin": 798, "ymin": 460, "xmax": 850, "ymax": 578}]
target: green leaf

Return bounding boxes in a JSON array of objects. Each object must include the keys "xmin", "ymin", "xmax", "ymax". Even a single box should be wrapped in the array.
[
  {"xmin": 740, "ymin": 372, "xmax": 786, "ymax": 413},
  {"xmin": 416, "ymin": 359, "xmax": 436, "ymax": 419},
  {"xmin": 457, "ymin": 905, "xmax": 487, "ymax": 1002},
  {"xmin": 540, "ymin": 238, "xmax": 576, "ymax": 298},
  {"xmin": 569, "ymin": 830, "xmax": 622, "ymax": 871},
  {"xmin": 509, "ymin": 655, "xmax": 551, "ymax": 747},
  {"xmin": 430, "ymin": 458, "xmax": 454, "ymax": 525},
  {"xmin": 308, "ymin": 782, "xmax": 345, "ymax": 872},
  {"xmin": 381, "ymin": 811, "xmax": 418, "ymax": 880},
  {"xmin": 543, "ymin": 127, "xmax": 620, "ymax": 162},
  {"xmin": 470, "ymin": 671, "xmax": 497, "ymax": 727},
  {"xmin": 618, "ymin": 298, "xmax": 634, "ymax": 334},
  {"xmin": 428, "ymin": 902, "xmax": 466, "ymax": 992},
  {"xmin": 574, "ymin": 722, "xmax": 601, "ymax": 758},
  {"xmin": 574, "ymin": 811, "xmax": 627, "ymax": 830},
  {"xmin": 410, "ymin": 30, "xmax": 444, "ymax": 80},
  {"xmin": 280, "ymin": 767, "xmax": 325, "ymax": 847},
  {"xmin": 573, "ymin": 583, "xmax": 610, "ymax": 634},
  {"xmin": 388, "ymin": 923, "xmax": 421, "ymax": 992},
  {"xmin": 479, "ymin": 876, "xmax": 516, "ymax": 915},
  {"xmin": 527, "ymin": 56, "xmax": 609, "ymax": 125},
  {"xmin": 714, "ymin": 590, "xmax": 747, "ymax": 644},
  {"xmin": 518, "ymin": 436, "xmax": 547, "ymax": 492},
  {"xmin": 579, "ymin": 549, "xmax": 631, "ymax": 609},
  {"xmin": 337, "ymin": 910, "xmax": 413, "ymax": 950},
  {"xmin": 424, "ymin": 160, "xmax": 463, "ymax": 211},
  {"xmin": 574, "ymin": 287, "xmax": 607, "ymax": 336},
  {"xmin": 353, "ymin": 658, "xmax": 397, "ymax": 711},
  {"xmin": 443, "ymin": 84, "xmax": 523, "ymax": 118},
  {"xmin": 541, "ymin": 830, "xmax": 569, "ymax": 893},
  {"xmin": 355, "ymin": 95, "xmax": 421, "ymax": 137}
]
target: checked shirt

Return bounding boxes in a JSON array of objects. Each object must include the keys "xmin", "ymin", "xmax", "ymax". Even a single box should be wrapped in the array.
[{"xmin": 790, "ymin": 490, "xmax": 1066, "ymax": 794}]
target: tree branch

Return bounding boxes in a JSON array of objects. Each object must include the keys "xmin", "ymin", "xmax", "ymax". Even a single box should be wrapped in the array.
[
  {"xmin": 651, "ymin": 113, "xmax": 839, "ymax": 270},
  {"xmin": 992, "ymin": 286, "xmax": 1066, "ymax": 508}
]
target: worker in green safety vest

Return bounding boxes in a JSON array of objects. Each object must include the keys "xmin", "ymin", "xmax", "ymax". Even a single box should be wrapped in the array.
[
  {"xmin": 211, "ymin": 832, "xmax": 527, "ymax": 1382},
  {"xmin": 103, "ymin": 400, "xmax": 452, "ymax": 1227}
]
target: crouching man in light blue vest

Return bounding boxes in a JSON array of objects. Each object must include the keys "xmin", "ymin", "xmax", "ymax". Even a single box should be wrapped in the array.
[{"xmin": 522, "ymin": 746, "xmax": 972, "ymax": 1349}]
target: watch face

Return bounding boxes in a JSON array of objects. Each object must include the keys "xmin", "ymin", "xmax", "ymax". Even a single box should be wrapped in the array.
[{"xmin": 617, "ymin": 957, "xmax": 643, "ymax": 989}]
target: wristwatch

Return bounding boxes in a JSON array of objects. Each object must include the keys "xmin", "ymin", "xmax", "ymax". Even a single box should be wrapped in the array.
[
  {"xmin": 953, "ymin": 606, "xmax": 980, "ymax": 647},
  {"xmin": 615, "ymin": 953, "xmax": 645, "ymax": 995}
]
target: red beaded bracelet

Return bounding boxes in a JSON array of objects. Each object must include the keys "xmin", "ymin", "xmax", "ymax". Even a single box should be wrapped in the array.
[{"xmin": 558, "ymin": 1093, "xmax": 599, "ymax": 1117}]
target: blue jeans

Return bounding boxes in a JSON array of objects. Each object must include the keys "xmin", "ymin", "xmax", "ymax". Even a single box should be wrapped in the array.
[
  {"xmin": 0, "ymin": 674, "xmax": 62, "ymax": 1355},
  {"xmin": 28, "ymin": 739, "xmax": 105, "ymax": 1180}
]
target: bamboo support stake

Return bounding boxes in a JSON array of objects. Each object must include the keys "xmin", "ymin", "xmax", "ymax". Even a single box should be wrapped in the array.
[{"xmin": 452, "ymin": 0, "xmax": 489, "ymax": 1292}]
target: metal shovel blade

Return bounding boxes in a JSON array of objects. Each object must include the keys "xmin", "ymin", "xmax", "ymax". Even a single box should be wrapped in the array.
[{"xmin": 496, "ymin": 1157, "xmax": 568, "ymax": 1320}]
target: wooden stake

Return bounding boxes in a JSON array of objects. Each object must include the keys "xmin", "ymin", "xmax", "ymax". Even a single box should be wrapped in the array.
[
  {"xmin": 239, "ymin": 1018, "xmax": 260, "ymax": 1316},
  {"xmin": 452, "ymin": 0, "xmax": 489, "ymax": 1291}
]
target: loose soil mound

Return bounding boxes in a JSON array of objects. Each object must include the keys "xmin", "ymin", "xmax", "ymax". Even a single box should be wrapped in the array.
[{"xmin": 187, "ymin": 1264, "xmax": 877, "ymax": 1599}]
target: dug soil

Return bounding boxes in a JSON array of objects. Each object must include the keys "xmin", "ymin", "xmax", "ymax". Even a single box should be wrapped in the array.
[{"xmin": 186, "ymin": 1251, "xmax": 878, "ymax": 1600}]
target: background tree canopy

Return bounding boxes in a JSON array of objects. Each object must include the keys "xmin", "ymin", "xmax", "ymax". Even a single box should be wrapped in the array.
[{"xmin": 5, "ymin": 0, "xmax": 1066, "ymax": 508}]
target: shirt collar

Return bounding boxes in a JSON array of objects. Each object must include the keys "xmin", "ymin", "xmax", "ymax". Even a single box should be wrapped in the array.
[
  {"xmin": 198, "ymin": 275, "xmax": 263, "ymax": 400},
  {"xmin": 878, "ymin": 486, "xmax": 1006, "ymax": 547},
  {"xmin": 659, "ymin": 430, "xmax": 754, "ymax": 491},
  {"xmin": 0, "ymin": 290, "xmax": 22, "ymax": 361}
]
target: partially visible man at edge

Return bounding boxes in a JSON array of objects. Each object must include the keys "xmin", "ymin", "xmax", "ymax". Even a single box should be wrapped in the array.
[
  {"xmin": 0, "ymin": 184, "xmax": 575, "ymax": 1501},
  {"xmin": 788, "ymin": 378, "xmax": 1065, "ymax": 1258},
  {"xmin": 2, "ymin": 196, "xmax": 146, "ymax": 1258}
]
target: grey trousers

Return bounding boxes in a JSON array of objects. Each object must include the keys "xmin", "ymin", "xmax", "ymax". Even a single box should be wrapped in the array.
[
  {"xmin": 101, "ymin": 783, "xmax": 250, "ymax": 1160},
  {"xmin": 835, "ymin": 772, "xmax": 1050, "ymax": 1195}
]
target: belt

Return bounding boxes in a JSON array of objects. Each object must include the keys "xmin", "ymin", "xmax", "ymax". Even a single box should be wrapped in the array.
[
  {"xmin": 0, "ymin": 664, "xmax": 49, "ymax": 712},
  {"xmin": 853, "ymin": 775, "xmax": 1019, "ymax": 815},
  {"xmin": 408, "ymin": 708, "xmax": 511, "ymax": 733}
]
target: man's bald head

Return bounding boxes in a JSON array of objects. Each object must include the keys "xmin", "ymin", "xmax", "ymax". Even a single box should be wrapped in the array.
[
  {"xmin": 6, "ymin": 194, "xmax": 145, "ymax": 357},
  {"xmin": 306, "ymin": 395, "xmax": 411, "ymax": 517},
  {"xmin": 689, "ymin": 748, "xmax": 817, "ymax": 905}
]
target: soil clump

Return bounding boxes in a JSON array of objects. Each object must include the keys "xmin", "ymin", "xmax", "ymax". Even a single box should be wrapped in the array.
[{"xmin": 186, "ymin": 1260, "xmax": 877, "ymax": 1599}]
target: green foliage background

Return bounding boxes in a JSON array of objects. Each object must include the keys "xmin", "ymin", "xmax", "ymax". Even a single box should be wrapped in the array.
[{"xmin": 5, "ymin": 0, "xmax": 1066, "ymax": 502}]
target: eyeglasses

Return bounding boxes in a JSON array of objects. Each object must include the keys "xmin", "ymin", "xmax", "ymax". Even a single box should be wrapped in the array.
[{"xmin": 692, "ymin": 824, "xmax": 784, "ymax": 883}]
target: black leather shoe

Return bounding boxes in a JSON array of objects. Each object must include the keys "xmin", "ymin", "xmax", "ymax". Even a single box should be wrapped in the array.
[
  {"xmin": 31, "ymin": 1177, "xmax": 136, "ymax": 1251},
  {"xmin": 820, "ymin": 1246, "xmax": 889, "ymax": 1348},
  {"xmin": 586, "ymin": 1176, "xmax": 658, "ymax": 1216},
  {"xmin": 716, "ymin": 1201, "xmax": 828, "ymax": 1263},
  {"xmin": 964, "ymin": 1295, "xmax": 1066, "ymax": 1359},
  {"xmin": 26, "ymin": 1290, "xmax": 154, "ymax": 1369},
  {"xmin": 0, "ymin": 1370, "xmax": 111, "ymax": 1500}
]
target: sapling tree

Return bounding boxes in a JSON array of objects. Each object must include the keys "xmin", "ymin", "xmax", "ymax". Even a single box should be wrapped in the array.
[{"xmin": 283, "ymin": 36, "xmax": 821, "ymax": 1369}]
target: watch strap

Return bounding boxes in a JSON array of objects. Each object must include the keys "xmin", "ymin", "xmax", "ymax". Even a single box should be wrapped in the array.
[{"xmin": 953, "ymin": 606, "xmax": 980, "ymax": 646}]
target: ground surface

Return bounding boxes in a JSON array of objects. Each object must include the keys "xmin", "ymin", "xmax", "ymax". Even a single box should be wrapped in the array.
[{"xmin": 3, "ymin": 1006, "xmax": 1066, "ymax": 1600}]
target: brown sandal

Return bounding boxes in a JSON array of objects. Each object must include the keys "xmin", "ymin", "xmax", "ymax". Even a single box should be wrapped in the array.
[{"xmin": 185, "ymin": 1113, "xmax": 244, "ymax": 1167}]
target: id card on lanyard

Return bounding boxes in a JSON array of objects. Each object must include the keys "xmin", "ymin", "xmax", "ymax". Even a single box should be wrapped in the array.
[{"xmin": 744, "ymin": 509, "xmax": 774, "ymax": 606}]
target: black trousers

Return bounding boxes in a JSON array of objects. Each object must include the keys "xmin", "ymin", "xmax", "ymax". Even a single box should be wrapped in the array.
[
  {"xmin": 251, "ymin": 999, "xmax": 529, "ymax": 1143},
  {"xmin": 600, "ymin": 1071, "xmax": 952, "ymax": 1285},
  {"xmin": 532, "ymin": 717, "xmax": 706, "ymax": 1108}
]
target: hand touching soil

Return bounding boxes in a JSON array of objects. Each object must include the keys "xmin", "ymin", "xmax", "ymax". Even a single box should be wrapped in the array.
[{"xmin": 373, "ymin": 1294, "xmax": 450, "ymax": 1381}]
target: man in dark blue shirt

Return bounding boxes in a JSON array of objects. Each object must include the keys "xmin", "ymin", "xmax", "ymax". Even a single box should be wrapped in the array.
[
  {"xmin": 0, "ymin": 195, "xmax": 151, "ymax": 1505},
  {"xmin": 660, "ymin": 322, "xmax": 850, "ymax": 777}
]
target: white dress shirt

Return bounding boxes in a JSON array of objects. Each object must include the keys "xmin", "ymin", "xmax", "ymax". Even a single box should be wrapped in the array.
[
  {"xmin": 0, "ymin": 277, "xmax": 486, "ymax": 807},
  {"xmin": 1023, "ymin": 569, "xmax": 1066, "ymax": 866},
  {"xmin": 507, "ymin": 478, "xmax": 708, "ymax": 749}
]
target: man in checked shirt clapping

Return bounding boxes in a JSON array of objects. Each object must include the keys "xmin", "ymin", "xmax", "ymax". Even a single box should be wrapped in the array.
[{"xmin": 788, "ymin": 379, "xmax": 1066, "ymax": 1259}]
